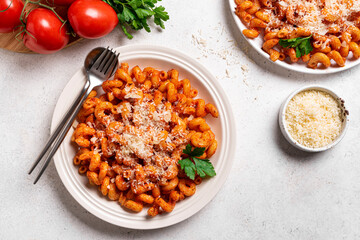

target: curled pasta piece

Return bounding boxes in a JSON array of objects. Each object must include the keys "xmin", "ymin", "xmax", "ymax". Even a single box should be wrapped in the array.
[
  {"xmin": 82, "ymin": 90, "xmax": 99, "ymax": 110},
  {"xmin": 89, "ymin": 153, "xmax": 101, "ymax": 171},
  {"xmin": 98, "ymin": 162, "xmax": 109, "ymax": 183},
  {"xmin": 94, "ymin": 102, "xmax": 114, "ymax": 124},
  {"xmin": 163, "ymin": 164, "xmax": 178, "ymax": 180},
  {"xmin": 278, "ymin": 52, "xmax": 286, "ymax": 61},
  {"xmin": 264, "ymin": 32, "xmax": 277, "ymax": 41},
  {"xmin": 301, "ymin": 54, "xmax": 310, "ymax": 63},
  {"xmin": 242, "ymin": 29, "xmax": 259, "ymax": 39},
  {"xmin": 255, "ymin": 10, "xmax": 269, "ymax": 23},
  {"xmin": 108, "ymin": 183, "xmax": 120, "ymax": 200},
  {"xmin": 136, "ymin": 194, "xmax": 155, "ymax": 204},
  {"xmin": 247, "ymin": 0, "xmax": 260, "ymax": 14},
  {"xmin": 191, "ymin": 130, "xmax": 215, "ymax": 148},
  {"xmin": 166, "ymin": 82, "xmax": 177, "ymax": 103},
  {"xmin": 151, "ymin": 70, "xmax": 161, "ymax": 88},
  {"xmin": 289, "ymin": 28, "xmax": 311, "ymax": 38},
  {"xmin": 178, "ymin": 179, "xmax": 196, "ymax": 197},
  {"xmin": 188, "ymin": 118, "xmax": 210, "ymax": 132},
  {"xmin": 250, "ymin": 18, "xmax": 267, "ymax": 28},
  {"xmin": 194, "ymin": 176, "xmax": 202, "ymax": 185},
  {"xmin": 87, "ymin": 171, "xmax": 100, "ymax": 186},
  {"xmin": 159, "ymin": 71, "xmax": 167, "ymax": 81},
  {"xmin": 284, "ymin": 48, "xmax": 299, "ymax": 63},
  {"xmin": 308, "ymin": 53, "xmax": 331, "ymax": 69},
  {"xmin": 236, "ymin": 9, "xmax": 252, "ymax": 23},
  {"xmin": 115, "ymin": 175, "xmax": 130, "ymax": 191},
  {"xmin": 277, "ymin": 29, "xmax": 288, "ymax": 39},
  {"xmin": 147, "ymin": 204, "xmax": 160, "ymax": 217},
  {"xmin": 205, "ymin": 103, "xmax": 219, "ymax": 118},
  {"xmin": 78, "ymin": 166, "xmax": 88, "ymax": 175},
  {"xmin": 158, "ymin": 80, "xmax": 169, "ymax": 92},
  {"xmin": 349, "ymin": 42, "xmax": 360, "ymax": 59},
  {"xmin": 122, "ymin": 200, "xmax": 143, "ymax": 213},
  {"xmin": 195, "ymin": 99, "xmax": 206, "ymax": 117},
  {"xmin": 168, "ymin": 69, "xmax": 179, "ymax": 81},
  {"xmin": 102, "ymin": 80, "xmax": 123, "ymax": 93},
  {"xmin": 155, "ymin": 197, "xmax": 175, "ymax": 212},
  {"xmin": 169, "ymin": 190, "xmax": 180, "ymax": 202},
  {"xmin": 161, "ymin": 177, "xmax": 179, "ymax": 192},
  {"xmin": 77, "ymin": 107, "xmax": 94, "ymax": 123},
  {"xmin": 143, "ymin": 67, "xmax": 154, "ymax": 77},
  {"xmin": 238, "ymin": 1, "xmax": 252, "ymax": 11},
  {"xmin": 347, "ymin": 26, "xmax": 360, "ymax": 42},
  {"xmin": 152, "ymin": 184, "xmax": 161, "ymax": 198},
  {"xmin": 72, "ymin": 123, "xmax": 95, "ymax": 148},
  {"xmin": 269, "ymin": 49, "xmax": 280, "ymax": 61},
  {"xmin": 100, "ymin": 176, "xmax": 110, "ymax": 196},
  {"xmin": 131, "ymin": 65, "xmax": 146, "ymax": 84},
  {"xmin": 340, "ymin": 44, "xmax": 350, "ymax": 58},
  {"xmin": 73, "ymin": 148, "xmax": 90, "ymax": 165},
  {"xmin": 329, "ymin": 36, "xmax": 341, "ymax": 51},
  {"xmin": 262, "ymin": 39, "xmax": 279, "ymax": 53},
  {"xmin": 341, "ymin": 32, "xmax": 351, "ymax": 44},
  {"xmin": 131, "ymin": 181, "xmax": 155, "ymax": 195},
  {"xmin": 327, "ymin": 51, "xmax": 345, "ymax": 67},
  {"xmin": 114, "ymin": 68, "xmax": 132, "ymax": 83},
  {"xmin": 207, "ymin": 139, "xmax": 218, "ymax": 158}
]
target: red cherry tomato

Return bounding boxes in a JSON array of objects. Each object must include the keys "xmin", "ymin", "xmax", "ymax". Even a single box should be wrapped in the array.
[
  {"xmin": 52, "ymin": 0, "xmax": 76, "ymax": 6},
  {"xmin": 68, "ymin": 0, "xmax": 118, "ymax": 39},
  {"xmin": 0, "ymin": 0, "xmax": 24, "ymax": 33},
  {"xmin": 23, "ymin": 8, "xmax": 69, "ymax": 54}
]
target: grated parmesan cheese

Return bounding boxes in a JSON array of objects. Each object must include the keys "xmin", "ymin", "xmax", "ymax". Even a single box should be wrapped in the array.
[
  {"xmin": 267, "ymin": 0, "xmax": 360, "ymax": 36},
  {"xmin": 285, "ymin": 90, "xmax": 343, "ymax": 148}
]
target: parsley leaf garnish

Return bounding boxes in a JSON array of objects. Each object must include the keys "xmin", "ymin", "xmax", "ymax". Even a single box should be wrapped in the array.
[
  {"xmin": 178, "ymin": 144, "xmax": 216, "ymax": 180},
  {"xmin": 178, "ymin": 158, "xmax": 196, "ymax": 180},
  {"xmin": 193, "ymin": 158, "xmax": 216, "ymax": 178},
  {"xmin": 279, "ymin": 35, "xmax": 313, "ymax": 58},
  {"xmin": 103, "ymin": 0, "xmax": 169, "ymax": 39}
]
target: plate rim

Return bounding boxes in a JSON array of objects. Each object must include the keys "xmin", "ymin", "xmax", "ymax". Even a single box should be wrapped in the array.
[
  {"xmin": 51, "ymin": 44, "xmax": 236, "ymax": 229},
  {"xmin": 227, "ymin": 0, "xmax": 360, "ymax": 74}
]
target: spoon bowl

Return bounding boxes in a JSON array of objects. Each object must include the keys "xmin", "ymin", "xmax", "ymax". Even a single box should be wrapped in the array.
[{"xmin": 84, "ymin": 47, "xmax": 105, "ymax": 71}]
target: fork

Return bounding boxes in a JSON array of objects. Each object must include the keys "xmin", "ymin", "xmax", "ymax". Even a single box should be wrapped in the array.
[{"xmin": 29, "ymin": 47, "xmax": 119, "ymax": 184}]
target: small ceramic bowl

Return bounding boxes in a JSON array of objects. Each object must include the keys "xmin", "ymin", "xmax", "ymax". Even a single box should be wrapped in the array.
[{"xmin": 279, "ymin": 85, "xmax": 349, "ymax": 152}]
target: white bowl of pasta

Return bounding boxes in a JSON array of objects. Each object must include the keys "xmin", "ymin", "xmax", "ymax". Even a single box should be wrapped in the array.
[
  {"xmin": 51, "ymin": 44, "xmax": 236, "ymax": 229},
  {"xmin": 228, "ymin": 0, "xmax": 360, "ymax": 74}
]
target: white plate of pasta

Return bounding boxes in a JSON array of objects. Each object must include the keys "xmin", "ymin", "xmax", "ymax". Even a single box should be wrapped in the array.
[
  {"xmin": 51, "ymin": 44, "xmax": 236, "ymax": 229},
  {"xmin": 229, "ymin": 0, "xmax": 360, "ymax": 74}
]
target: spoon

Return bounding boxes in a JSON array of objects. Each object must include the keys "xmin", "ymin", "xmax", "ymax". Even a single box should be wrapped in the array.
[
  {"xmin": 29, "ymin": 47, "xmax": 119, "ymax": 183},
  {"xmin": 84, "ymin": 47, "xmax": 106, "ymax": 70}
]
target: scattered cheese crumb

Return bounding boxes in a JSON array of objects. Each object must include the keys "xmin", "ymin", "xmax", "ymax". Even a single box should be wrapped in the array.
[{"xmin": 241, "ymin": 65, "xmax": 249, "ymax": 73}]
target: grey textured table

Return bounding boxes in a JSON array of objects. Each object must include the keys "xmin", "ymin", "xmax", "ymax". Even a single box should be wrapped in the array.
[{"xmin": 1, "ymin": 0, "xmax": 360, "ymax": 239}]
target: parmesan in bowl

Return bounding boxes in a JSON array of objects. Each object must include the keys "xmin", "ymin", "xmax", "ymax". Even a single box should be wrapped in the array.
[{"xmin": 279, "ymin": 86, "xmax": 349, "ymax": 152}]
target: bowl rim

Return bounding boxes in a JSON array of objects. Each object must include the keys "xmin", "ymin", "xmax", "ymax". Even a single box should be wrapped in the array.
[{"xmin": 279, "ymin": 85, "xmax": 349, "ymax": 152}]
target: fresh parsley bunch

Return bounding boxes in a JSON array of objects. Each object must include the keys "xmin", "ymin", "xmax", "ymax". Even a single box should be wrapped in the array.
[
  {"xmin": 178, "ymin": 144, "xmax": 216, "ymax": 180},
  {"xmin": 279, "ymin": 35, "xmax": 313, "ymax": 58},
  {"xmin": 102, "ymin": 0, "xmax": 169, "ymax": 39}
]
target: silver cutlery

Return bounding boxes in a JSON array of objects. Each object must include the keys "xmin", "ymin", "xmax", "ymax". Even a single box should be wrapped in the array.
[{"xmin": 29, "ymin": 47, "xmax": 119, "ymax": 184}]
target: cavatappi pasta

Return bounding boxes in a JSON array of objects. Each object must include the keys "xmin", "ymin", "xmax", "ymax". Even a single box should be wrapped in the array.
[
  {"xmin": 235, "ymin": 0, "xmax": 360, "ymax": 68},
  {"xmin": 72, "ymin": 63, "xmax": 219, "ymax": 216}
]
